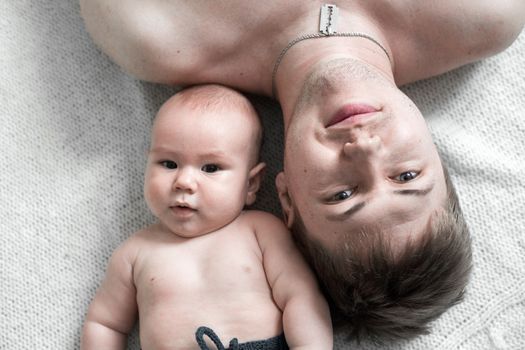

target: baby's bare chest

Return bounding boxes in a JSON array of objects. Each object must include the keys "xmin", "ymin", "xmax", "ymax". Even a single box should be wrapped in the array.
[
  {"xmin": 132, "ymin": 226, "xmax": 284, "ymax": 349},
  {"xmin": 134, "ymin": 233, "xmax": 269, "ymax": 305}
]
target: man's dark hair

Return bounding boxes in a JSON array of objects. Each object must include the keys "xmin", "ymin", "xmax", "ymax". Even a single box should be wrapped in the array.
[{"xmin": 291, "ymin": 166, "xmax": 472, "ymax": 343}]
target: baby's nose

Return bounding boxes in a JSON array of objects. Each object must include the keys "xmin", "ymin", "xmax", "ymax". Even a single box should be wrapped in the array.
[{"xmin": 173, "ymin": 168, "xmax": 197, "ymax": 193}]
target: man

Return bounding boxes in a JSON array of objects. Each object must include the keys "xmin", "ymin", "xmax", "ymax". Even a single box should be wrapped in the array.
[{"xmin": 80, "ymin": 0, "xmax": 525, "ymax": 342}]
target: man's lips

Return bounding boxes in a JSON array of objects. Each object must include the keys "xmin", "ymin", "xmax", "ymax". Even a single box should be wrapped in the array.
[{"xmin": 327, "ymin": 104, "xmax": 380, "ymax": 127}]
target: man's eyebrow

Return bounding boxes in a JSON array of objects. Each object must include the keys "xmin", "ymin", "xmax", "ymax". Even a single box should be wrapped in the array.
[
  {"xmin": 393, "ymin": 183, "xmax": 435, "ymax": 196},
  {"xmin": 326, "ymin": 201, "xmax": 366, "ymax": 221},
  {"xmin": 325, "ymin": 183, "xmax": 433, "ymax": 221}
]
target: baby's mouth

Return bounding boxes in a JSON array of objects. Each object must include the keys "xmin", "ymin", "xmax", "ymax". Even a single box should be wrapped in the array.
[{"xmin": 170, "ymin": 204, "xmax": 197, "ymax": 216}]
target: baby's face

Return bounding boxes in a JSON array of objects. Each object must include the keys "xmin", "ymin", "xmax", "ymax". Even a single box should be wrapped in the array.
[{"xmin": 144, "ymin": 100, "xmax": 260, "ymax": 237}]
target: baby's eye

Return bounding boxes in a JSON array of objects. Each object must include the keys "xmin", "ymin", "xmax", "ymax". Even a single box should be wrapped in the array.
[
  {"xmin": 160, "ymin": 161, "xmax": 177, "ymax": 169},
  {"xmin": 330, "ymin": 189, "xmax": 354, "ymax": 202},
  {"xmin": 396, "ymin": 171, "xmax": 419, "ymax": 182},
  {"xmin": 201, "ymin": 164, "xmax": 220, "ymax": 173}
]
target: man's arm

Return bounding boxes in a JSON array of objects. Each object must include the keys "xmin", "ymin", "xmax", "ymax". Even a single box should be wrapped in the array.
[
  {"xmin": 81, "ymin": 239, "xmax": 139, "ymax": 350},
  {"xmin": 80, "ymin": 0, "xmax": 197, "ymax": 85},
  {"xmin": 390, "ymin": 0, "xmax": 525, "ymax": 85},
  {"xmin": 250, "ymin": 211, "xmax": 333, "ymax": 349}
]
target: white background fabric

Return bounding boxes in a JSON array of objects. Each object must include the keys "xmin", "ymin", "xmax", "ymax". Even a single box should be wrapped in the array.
[{"xmin": 1, "ymin": 1, "xmax": 524, "ymax": 349}]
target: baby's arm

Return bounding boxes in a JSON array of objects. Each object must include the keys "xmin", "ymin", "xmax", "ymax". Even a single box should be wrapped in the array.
[
  {"xmin": 251, "ymin": 211, "xmax": 333, "ymax": 349},
  {"xmin": 81, "ymin": 238, "xmax": 139, "ymax": 350}
]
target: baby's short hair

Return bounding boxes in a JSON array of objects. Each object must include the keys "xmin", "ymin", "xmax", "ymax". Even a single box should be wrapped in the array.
[
  {"xmin": 174, "ymin": 84, "xmax": 256, "ymax": 115},
  {"xmin": 168, "ymin": 84, "xmax": 263, "ymax": 163},
  {"xmin": 291, "ymin": 166, "xmax": 472, "ymax": 343}
]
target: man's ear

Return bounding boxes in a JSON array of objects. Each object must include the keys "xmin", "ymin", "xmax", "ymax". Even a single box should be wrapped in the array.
[
  {"xmin": 245, "ymin": 162, "xmax": 266, "ymax": 206},
  {"xmin": 275, "ymin": 171, "xmax": 295, "ymax": 228}
]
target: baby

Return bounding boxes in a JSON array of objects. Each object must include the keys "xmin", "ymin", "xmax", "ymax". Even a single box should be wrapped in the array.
[{"xmin": 81, "ymin": 84, "xmax": 332, "ymax": 350}]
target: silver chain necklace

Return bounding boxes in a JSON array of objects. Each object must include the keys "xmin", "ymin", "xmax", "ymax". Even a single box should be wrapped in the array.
[{"xmin": 271, "ymin": 4, "xmax": 391, "ymax": 97}]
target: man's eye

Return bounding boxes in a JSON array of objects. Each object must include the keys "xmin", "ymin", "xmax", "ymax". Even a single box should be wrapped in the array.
[
  {"xmin": 331, "ymin": 189, "xmax": 354, "ymax": 202},
  {"xmin": 160, "ymin": 161, "xmax": 177, "ymax": 169},
  {"xmin": 202, "ymin": 164, "xmax": 220, "ymax": 173},
  {"xmin": 396, "ymin": 171, "xmax": 419, "ymax": 182}
]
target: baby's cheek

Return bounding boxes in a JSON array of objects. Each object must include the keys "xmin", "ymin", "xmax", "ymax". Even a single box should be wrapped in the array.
[{"xmin": 144, "ymin": 178, "xmax": 164, "ymax": 211}]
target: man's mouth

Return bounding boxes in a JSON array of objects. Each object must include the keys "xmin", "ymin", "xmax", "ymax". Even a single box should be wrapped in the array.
[{"xmin": 327, "ymin": 103, "xmax": 381, "ymax": 127}]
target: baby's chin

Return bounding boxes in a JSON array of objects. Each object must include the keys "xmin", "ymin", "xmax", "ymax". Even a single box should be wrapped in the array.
[{"xmin": 161, "ymin": 219, "xmax": 225, "ymax": 239}]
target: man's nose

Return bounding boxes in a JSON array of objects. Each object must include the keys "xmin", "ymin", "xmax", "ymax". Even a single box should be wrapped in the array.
[
  {"xmin": 173, "ymin": 167, "xmax": 197, "ymax": 193},
  {"xmin": 343, "ymin": 133, "xmax": 381, "ymax": 158}
]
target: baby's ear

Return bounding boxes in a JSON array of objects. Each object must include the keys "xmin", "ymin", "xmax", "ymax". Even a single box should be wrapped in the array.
[
  {"xmin": 275, "ymin": 172, "xmax": 295, "ymax": 228},
  {"xmin": 245, "ymin": 162, "xmax": 266, "ymax": 206}
]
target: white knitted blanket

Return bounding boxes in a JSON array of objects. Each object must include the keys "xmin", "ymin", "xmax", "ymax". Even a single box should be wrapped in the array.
[{"xmin": 1, "ymin": 2, "xmax": 524, "ymax": 349}]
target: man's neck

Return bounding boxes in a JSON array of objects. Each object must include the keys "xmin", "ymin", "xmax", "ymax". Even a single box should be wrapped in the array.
[{"xmin": 275, "ymin": 33, "xmax": 395, "ymax": 129}]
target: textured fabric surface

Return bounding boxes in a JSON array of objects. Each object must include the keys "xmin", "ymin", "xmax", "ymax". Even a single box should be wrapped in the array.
[{"xmin": 1, "ymin": 2, "xmax": 524, "ymax": 349}]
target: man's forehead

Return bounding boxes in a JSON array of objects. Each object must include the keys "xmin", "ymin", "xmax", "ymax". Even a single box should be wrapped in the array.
[{"xmin": 312, "ymin": 208, "xmax": 436, "ymax": 252}]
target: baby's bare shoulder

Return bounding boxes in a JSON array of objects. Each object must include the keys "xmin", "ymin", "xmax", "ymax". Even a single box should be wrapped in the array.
[
  {"xmin": 116, "ymin": 225, "xmax": 162, "ymax": 253},
  {"xmin": 239, "ymin": 210, "xmax": 285, "ymax": 227},
  {"xmin": 115, "ymin": 224, "xmax": 184, "ymax": 271},
  {"xmin": 239, "ymin": 210, "xmax": 292, "ymax": 246}
]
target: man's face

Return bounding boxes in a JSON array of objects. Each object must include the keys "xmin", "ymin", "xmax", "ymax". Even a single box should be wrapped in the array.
[
  {"xmin": 144, "ymin": 100, "xmax": 262, "ymax": 237},
  {"xmin": 277, "ymin": 59, "xmax": 447, "ymax": 248}
]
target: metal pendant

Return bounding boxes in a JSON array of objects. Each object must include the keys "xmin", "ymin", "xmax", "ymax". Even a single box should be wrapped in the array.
[{"xmin": 319, "ymin": 4, "xmax": 339, "ymax": 35}]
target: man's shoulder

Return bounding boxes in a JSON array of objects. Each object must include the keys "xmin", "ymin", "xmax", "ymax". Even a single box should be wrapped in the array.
[
  {"xmin": 80, "ymin": 0, "xmax": 275, "ymax": 89},
  {"xmin": 385, "ymin": 0, "xmax": 525, "ymax": 84}
]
